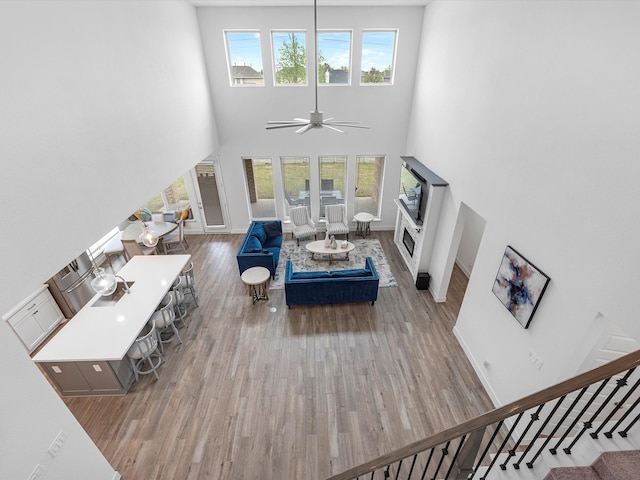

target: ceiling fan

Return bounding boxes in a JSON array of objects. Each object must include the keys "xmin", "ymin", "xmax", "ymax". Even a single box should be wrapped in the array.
[{"xmin": 265, "ymin": 0, "xmax": 369, "ymax": 134}]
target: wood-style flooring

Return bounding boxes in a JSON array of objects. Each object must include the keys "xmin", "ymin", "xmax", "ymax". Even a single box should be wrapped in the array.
[{"xmin": 61, "ymin": 231, "xmax": 494, "ymax": 479}]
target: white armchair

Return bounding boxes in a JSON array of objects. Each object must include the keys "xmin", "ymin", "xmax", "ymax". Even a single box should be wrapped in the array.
[
  {"xmin": 290, "ymin": 206, "xmax": 317, "ymax": 245},
  {"xmin": 325, "ymin": 204, "xmax": 349, "ymax": 240}
]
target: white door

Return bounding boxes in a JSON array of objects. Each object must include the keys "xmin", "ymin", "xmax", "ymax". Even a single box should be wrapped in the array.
[{"xmin": 190, "ymin": 155, "xmax": 229, "ymax": 233}]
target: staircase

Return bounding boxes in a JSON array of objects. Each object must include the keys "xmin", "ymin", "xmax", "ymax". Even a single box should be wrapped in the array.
[{"xmin": 326, "ymin": 350, "xmax": 640, "ymax": 480}]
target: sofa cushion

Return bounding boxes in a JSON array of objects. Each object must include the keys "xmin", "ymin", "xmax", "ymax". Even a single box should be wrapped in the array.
[
  {"xmin": 263, "ymin": 235, "xmax": 282, "ymax": 249},
  {"xmin": 245, "ymin": 235, "xmax": 262, "ymax": 252},
  {"xmin": 252, "ymin": 223, "xmax": 267, "ymax": 244},
  {"xmin": 263, "ymin": 221, "xmax": 282, "ymax": 238},
  {"xmin": 330, "ymin": 269, "xmax": 369, "ymax": 278},
  {"xmin": 291, "ymin": 271, "xmax": 332, "ymax": 279}
]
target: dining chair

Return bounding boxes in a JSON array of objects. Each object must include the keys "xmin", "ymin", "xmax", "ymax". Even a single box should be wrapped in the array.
[
  {"xmin": 321, "ymin": 178, "xmax": 334, "ymax": 191},
  {"xmin": 162, "ymin": 219, "xmax": 188, "ymax": 254},
  {"xmin": 325, "ymin": 204, "xmax": 349, "ymax": 240},
  {"xmin": 126, "ymin": 323, "xmax": 163, "ymax": 381},
  {"xmin": 149, "ymin": 296, "xmax": 182, "ymax": 352},
  {"xmin": 290, "ymin": 206, "xmax": 317, "ymax": 245},
  {"xmin": 103, "ymin": 232, "xmax": 125, "ymax": 270},
  {"xmin": 121, "ymin": 238, "xmax": 157, "ymax": 260}
]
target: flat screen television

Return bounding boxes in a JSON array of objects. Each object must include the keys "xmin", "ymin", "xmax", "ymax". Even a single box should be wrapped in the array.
[{"xmin": 398, "ymin": 162, "xmax": 428, "ymax": 225}]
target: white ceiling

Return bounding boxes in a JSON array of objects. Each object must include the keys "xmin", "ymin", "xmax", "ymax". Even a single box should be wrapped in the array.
[{"xmin": 186, "ymin": 0, "xmax": 430, "ymax": 6}]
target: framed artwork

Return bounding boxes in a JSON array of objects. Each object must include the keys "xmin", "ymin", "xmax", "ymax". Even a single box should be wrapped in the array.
[{"xmin": 492, "ymin": 246, "xmax": 550, "ymax": 329}]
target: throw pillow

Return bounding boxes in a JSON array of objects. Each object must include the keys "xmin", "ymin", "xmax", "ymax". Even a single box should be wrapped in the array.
[
  {"xmin": 330, "ymin": 269, "xmax": 367, "ymax": 278},
  {"xmin": 262, "ymin": 221, "xmax": 282, "ymax": 238},
  {"xmin": 252, "ymin": 223, "xmax": 267, "ymax": 244},
  {"xmin": 245, "ymin": 235, "xmax": 262, "ymax": 252}
]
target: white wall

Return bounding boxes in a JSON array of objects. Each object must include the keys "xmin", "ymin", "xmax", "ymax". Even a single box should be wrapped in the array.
[
  {"xmin": 196, "ymin": 6, "xmax": 424, "ymax": 231},
  {"xmin": 407, "ymin": 1, "xmax": 640, "ymax": 405},
  {"xmin": 0, "ymin": 1, "xmax": 216, "ymax": 477}
]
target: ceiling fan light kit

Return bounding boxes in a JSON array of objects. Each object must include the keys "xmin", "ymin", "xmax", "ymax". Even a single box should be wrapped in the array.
[{"xmin": 265, "ymin": 0, "xmax": 369, "ymax": 134}]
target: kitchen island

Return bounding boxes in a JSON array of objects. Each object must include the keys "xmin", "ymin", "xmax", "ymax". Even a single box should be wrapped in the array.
[{"xmin": 33, "ymin": 254, "xmax": 190, "ymax": 396}]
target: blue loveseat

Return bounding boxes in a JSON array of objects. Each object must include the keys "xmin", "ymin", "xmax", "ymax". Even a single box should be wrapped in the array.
[
  {"xmin": 237, "ymin": 220, "xmax": 283, "ymax": 278},
  {"xmin": 284, "ymin": 257, "xmax": 379, "ymax": 307}
]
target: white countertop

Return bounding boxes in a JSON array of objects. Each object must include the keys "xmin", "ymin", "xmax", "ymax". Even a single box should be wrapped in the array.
[{"xmin": 33, "ymin": 254, "xmax": 190, "ymax": 363}]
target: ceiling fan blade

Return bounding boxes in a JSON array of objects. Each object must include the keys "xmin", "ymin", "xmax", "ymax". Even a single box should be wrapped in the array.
[
  {"xmin": 266, "ymin": 123, "xmax": 307, "ymax": 130},
  {"xmin": 296, "ymin": 123, "xmax": 316, "ymax": 134},
  {"xmin": 293, "ymin": 118, "xmax": 311, "ymax": 123},
  {"xmin": 266, "ymin": 120, "xmax": 307, "ymax": 125},
  {"xmin": 325, "ymin": 122, "xmax": 370, "ymax": 130},
  {"xmin": 322, "ymin": 124, "xmax": 346, "ymax": 134}
]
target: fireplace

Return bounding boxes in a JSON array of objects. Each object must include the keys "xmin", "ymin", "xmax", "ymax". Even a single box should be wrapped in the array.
[{"xmin": 402, "ymin": 228, "xmax": 415, "ymax": 257}]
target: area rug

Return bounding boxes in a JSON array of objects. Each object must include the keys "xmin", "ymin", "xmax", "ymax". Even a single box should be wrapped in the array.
[{"xmin": 270, "ymin": 239, "xmax": 397, "ymax": 289}]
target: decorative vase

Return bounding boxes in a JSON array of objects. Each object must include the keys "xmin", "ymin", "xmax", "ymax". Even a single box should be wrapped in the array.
[
  {"xmin": 329, "ymin": 235, "xmax": 337, "ymax": 249},
  {"xmin": 324, "ymin": 231, "xmax": 330, "ymax": 247}
]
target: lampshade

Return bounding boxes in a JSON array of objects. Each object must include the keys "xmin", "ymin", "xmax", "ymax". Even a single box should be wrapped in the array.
[
  {"xmin": 139, "ymin": 222, "xmax": 159, "ymax": 247},
  {"xmin": 91, "ymin": 268, "xmax": 118, "ymax": 296}
]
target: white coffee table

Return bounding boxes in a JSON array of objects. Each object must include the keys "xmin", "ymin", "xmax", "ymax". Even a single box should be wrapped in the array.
[
  {"xmin": 305, "ymin": 240, "xmax": 355, "ymax": 265},
  {"xmin": 241, "ymin": 266, "xmax": 270, "ymax": 304}
]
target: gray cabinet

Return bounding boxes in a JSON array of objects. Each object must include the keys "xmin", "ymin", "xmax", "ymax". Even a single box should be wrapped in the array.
[
  {"xmin": 40, "ymin": 360, "xmax": 132, "ymax": 396},
  {"xmin": 3, "ymin": 286, "xmax": 64, "ymax": 353}
]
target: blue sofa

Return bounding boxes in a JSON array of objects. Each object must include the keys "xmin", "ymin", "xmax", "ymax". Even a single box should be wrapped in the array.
[
  {"xmin": 284, "ymin": 257, "xmax": 379, "ymax": 307},
  {"xmin": 237, "ymin": 220, "xmax": 283, "ymax": 278}
]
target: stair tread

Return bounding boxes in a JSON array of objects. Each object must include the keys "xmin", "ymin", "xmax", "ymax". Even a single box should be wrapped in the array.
[
  {"xmin": 544, "ymin": 466, "xmax": 601, "ymax": 480},
  {"xmin": 592, "ymin": 450, "xmax": 640, "ymax": 480}
]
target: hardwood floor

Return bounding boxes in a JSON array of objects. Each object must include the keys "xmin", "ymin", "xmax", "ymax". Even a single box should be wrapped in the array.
[{"xmin": 61, "ymin": 231, "xmax": 493, "ymax": 479}]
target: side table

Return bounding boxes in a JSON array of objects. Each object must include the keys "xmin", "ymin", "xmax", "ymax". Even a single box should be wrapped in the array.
[
  {"xmin": 354, "ymin": 212, "xmax": 374, "ymax": 238},
  {"xmin": 241, "ymin": 266, "xmax": 271, "ymax": 304}
]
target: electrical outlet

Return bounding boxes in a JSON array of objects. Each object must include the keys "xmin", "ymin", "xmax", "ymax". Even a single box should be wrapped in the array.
[
  {"xmin": 48, "ymin": 430, "xmax": 67, "ymax": 457},
  {"xmin": 27, "ymin": 464, "xmax": 44, "ymax": 480},
  {"xmin": 528, "ymin": 349, "xmax": 543, "ymax": 370}
]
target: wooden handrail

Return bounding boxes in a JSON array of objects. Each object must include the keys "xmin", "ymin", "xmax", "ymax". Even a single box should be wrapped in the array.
[{"xmin": 326, "ymin": 349, "xmax": 640, "ymax": 480}]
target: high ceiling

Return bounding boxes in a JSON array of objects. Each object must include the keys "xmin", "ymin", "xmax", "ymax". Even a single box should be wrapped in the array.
[{"xmin": 186, "ymin": 0, "xmax": 430, "ymax": 6}]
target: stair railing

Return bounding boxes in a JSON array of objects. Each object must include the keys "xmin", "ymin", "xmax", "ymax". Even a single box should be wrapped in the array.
[{"xmin": 326, "ymin": 349, "xmax": 640, "ymax": 480}]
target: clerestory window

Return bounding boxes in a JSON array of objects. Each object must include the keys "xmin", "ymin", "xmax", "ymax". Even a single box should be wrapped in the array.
[
  {"xmin": 271, "ymin": 30, "xmax": 308, "ymax": 85},
  {"xmin": 224, "ymin": 30, "xmax": 264, "ymax": 86},
  {"xmin": 317, "ymin": 30, "xmax": 352, "ymax": 85},
  {"xmin": 360, "ymin": 30, "xmax": 397, "ymax": 85}
]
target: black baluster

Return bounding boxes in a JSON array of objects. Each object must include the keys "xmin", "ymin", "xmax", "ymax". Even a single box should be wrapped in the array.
[
  {"xmin": 595, "ymin": 374, "xmax": 640, "ymax": 438},
  {"xmin": 419, "ymin": 448, "xmax": 435, "ymax": 480},
  {"xmin": 619, "ymin": 410, "xmax": 640, "ymax": 438},
  {"xmin": 431, "ymin": 441, "xmax": 451, "ymax": 480},
  {"xmin": 509, "ymin": 404, "xmax": 545, "ymax": 469},
  {"xmin": 517, "ymin": 396, "xmax": 567, "ymax": 468},
  {"xmin": 487, "ymin": 412, "xmax": 524, "ymax": 474},
  {"xmin": 606, "ymin": 393, "xmax": 640, "ymax": 438},
  {"xmin": 546, "ymin": 387, "xmax": 589, "ymax": 455},
  {"xmin": 588, "ymin": 369, "xmax": 636, "ymax": 439},
  {"xmin": 394, "ymin": 459, "xmax": 403, "ymax": 480},
  {"xmin": 444, "ymin": 435, "xmax": 467, "ymax": 479},
  {"xmin": 471, "ymin": 420, "xmax": 504, "ymax": 480},
  {"xmin": 406, "ymin": 454, "xmax": 418, "ymax": 479},
  {"xmin": 551, "ymin": 378, "xmax": 611, "ymax": 454}
]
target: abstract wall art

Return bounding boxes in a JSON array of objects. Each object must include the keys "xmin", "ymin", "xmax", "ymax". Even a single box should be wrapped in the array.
[{"xmin": 492, "ymin": 246, "xmax": 550, "ymax": 329}]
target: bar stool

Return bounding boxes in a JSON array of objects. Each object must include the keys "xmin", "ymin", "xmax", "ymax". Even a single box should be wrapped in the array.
[
  {"xmin": 126, "ymin": 324, "xmax": 163, "ymax": 381},
  {"xmin": 179, "ymin": 261, "xmax": 198, "ymax": 307},
  {"xmin": 149, "ymin": 297, "xmax": 182, "ymax": 352}
]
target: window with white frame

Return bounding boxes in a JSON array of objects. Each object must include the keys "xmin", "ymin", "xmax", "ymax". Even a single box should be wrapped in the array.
[
  {"xmin": 318, "ymin": 155, "xmax": 347, "ymax": 218},
  {"xmin": 355, "ymin": 155, "xmax": 385, "ymax": 217},
  {"xmin": 360, "ymin": 30, "xmax": 397, "ymax": 85},
  {"xmin": 317, "ymin": 30, "xmax": 351, "ymax": 85},
  {"xmin": 272, "ymin": 31, "xmax": 307, "ymax": 85},
  {"xmin": 243, "ymin": 157, "xmax": 276, "ymax": 218},
  {"xmin": 224, "ymin": 30, "xmax": 264, "ymax": 86},
  {"xmin": 281, "ymin": 156, "xmax": 311, "ymax": 217}
]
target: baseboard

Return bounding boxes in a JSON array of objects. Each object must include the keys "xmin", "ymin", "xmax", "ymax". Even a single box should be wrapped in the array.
[
  {"xmin": 111, "ymin": 472, "xmax": 122, "ymax": 480},
  {"xmin": 455, "ymin": 259, "xmax": 471, "ymax": 278},
  {"xmin": 453, "ymin": 326, "xmax": 501, "ymax": 409}
]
